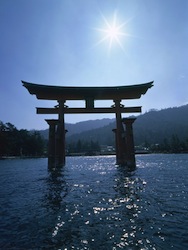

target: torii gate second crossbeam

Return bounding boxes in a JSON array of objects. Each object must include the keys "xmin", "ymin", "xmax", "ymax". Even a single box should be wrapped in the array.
[{"xmin": 22, "ymin": 80, "xmax": 153, "ymax": 170}]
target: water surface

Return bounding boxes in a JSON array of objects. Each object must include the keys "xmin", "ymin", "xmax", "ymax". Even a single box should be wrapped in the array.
[{"xmin": 0, "ymin": 154, "xmax": 188, "ymax": 249}]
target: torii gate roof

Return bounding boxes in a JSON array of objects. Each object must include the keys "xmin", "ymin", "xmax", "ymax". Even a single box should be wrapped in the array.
[{"xmin": 22, "ymin": 80, "xmax": 153, "ymax": 100}]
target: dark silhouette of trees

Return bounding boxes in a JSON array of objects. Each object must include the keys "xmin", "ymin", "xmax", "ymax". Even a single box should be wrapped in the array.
[
  {"xmin": 150, "ymin": 134, "xmax": 188, "ymax": 153},
  {"xmin": 0, "ymin": 121, "xmax": 45, "ymax": 157},
  {"xmin": 67, "ymin": 139, "xmax": 100, "ymax": 155}
]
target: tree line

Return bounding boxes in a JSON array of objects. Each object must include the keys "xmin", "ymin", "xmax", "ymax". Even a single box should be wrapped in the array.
[
  {"xmin": 144, "ymin": 134, "xmax": 188, "ymax": 153},
  {"xmin": 0, "ymin": 121, "xmax": 101, "ymax": 157},
  {"xmin": 66, "ymin": 139, "xmax": 100, "ymax": 155},
  {"xmin": 1, "ymin": 120, "xmax": 188, "ymax": 157},
  {"xmin": 0, "ymin": 121, "xmax": 45, "ymax": 157}
]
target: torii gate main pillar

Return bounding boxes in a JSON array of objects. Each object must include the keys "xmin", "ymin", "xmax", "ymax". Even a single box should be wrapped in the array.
[
  {"xmin": 114, "ymin": 100, "xmax": 127, "ymax": 165},
  {"xmin": 56, "ymin": 100, "xmax": 66, "ymax": 166},
  {"xmin": 45, "ymin": 100, "xmax": 67, "ymax": 168}
]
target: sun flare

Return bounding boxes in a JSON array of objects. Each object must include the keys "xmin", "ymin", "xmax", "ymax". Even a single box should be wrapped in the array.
[{"xmin": 95, "ymin": 11, "xmax": 130, "ymax": 52}]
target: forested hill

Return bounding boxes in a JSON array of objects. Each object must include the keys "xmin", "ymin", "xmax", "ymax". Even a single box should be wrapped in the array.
[
  {"xmin": 134, "ymin": 105, "xmax": 188, "ymax": 145},
  {"xmin": 64, "ymin": 104, "xmax": 188, "ymax": 146}
]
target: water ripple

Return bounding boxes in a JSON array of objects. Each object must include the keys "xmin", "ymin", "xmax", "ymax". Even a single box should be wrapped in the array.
[{"xmin": 0, "ymin": 155, "xmax": 188, "ymax": 249}]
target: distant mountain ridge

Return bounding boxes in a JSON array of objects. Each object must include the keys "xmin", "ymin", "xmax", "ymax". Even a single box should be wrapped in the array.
[
  {"xmin": 39, "ymin": 118, "xmax": 115, "ymax": 139},
  {"xmin": 39, "ymin": 105, "xmax": 188, "ymax": 146}
]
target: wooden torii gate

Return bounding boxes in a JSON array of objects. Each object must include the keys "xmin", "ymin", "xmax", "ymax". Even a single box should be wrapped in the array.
[{"xmin": 22, "ymin": 80, "xmax": 153, "ymax": 170}]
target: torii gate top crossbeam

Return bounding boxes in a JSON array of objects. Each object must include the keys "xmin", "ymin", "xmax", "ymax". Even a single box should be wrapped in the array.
[{"xmin": 22, "ymin": 81, "xmax": 153, "ymax": 101}]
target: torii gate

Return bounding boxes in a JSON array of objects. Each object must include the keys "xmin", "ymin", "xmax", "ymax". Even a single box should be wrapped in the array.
[{"xmin": 22, "ymin": 80, "xmax": 153, "ymax": 170}]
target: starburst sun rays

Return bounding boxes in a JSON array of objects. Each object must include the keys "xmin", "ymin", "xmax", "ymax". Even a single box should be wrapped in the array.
[{"xmin": 94, "ymin": 12, "xmax": 131, "ymax": 52}]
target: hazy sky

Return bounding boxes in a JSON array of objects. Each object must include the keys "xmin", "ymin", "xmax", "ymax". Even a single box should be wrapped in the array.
[{"xmin": 0, "ymin": 0, "xmax": 187, "ymax": 130}]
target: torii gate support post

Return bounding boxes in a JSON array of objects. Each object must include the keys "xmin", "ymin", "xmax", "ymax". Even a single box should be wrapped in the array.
[
  {"xmin": 56, "ymin": 100, "xmax": 66, "ymax": 166},
  {"xmin": 122, "ymin": 117, "xmax": 136, "ymax": 171},
  {"xmin": 112, "ymin": 129, "xmax": 118, "ymax": 163},
  {"xmin": 45, "ymin": 119, "xmax": 58, "ymax": 168}
]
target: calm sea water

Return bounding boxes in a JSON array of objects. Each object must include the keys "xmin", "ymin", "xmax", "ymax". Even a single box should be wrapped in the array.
[{"xmin": 0, "ymin": 154, "xmax": 188, "ymax": 250}]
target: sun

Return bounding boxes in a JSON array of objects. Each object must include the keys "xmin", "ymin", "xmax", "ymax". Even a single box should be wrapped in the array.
[{"xmin": 95, "ymin": 11, "xmax": 130, "ymax": 52}]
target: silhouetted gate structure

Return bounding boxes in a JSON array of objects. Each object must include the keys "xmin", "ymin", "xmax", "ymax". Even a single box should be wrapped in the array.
[{"xmin": 23, "ymin": 81, "xmax": 153, "ymax": 170}]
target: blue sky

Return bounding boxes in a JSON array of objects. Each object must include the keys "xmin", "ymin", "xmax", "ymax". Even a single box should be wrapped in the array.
[{"xmin": 0, "ymin": 0, "xmax": 187, "ymax": 130}]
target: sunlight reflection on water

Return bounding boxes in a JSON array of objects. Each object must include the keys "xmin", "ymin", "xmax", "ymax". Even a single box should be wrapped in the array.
[{"xmin": 48, "ymin": 156, "xmax": 158, "ymax": 249}]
